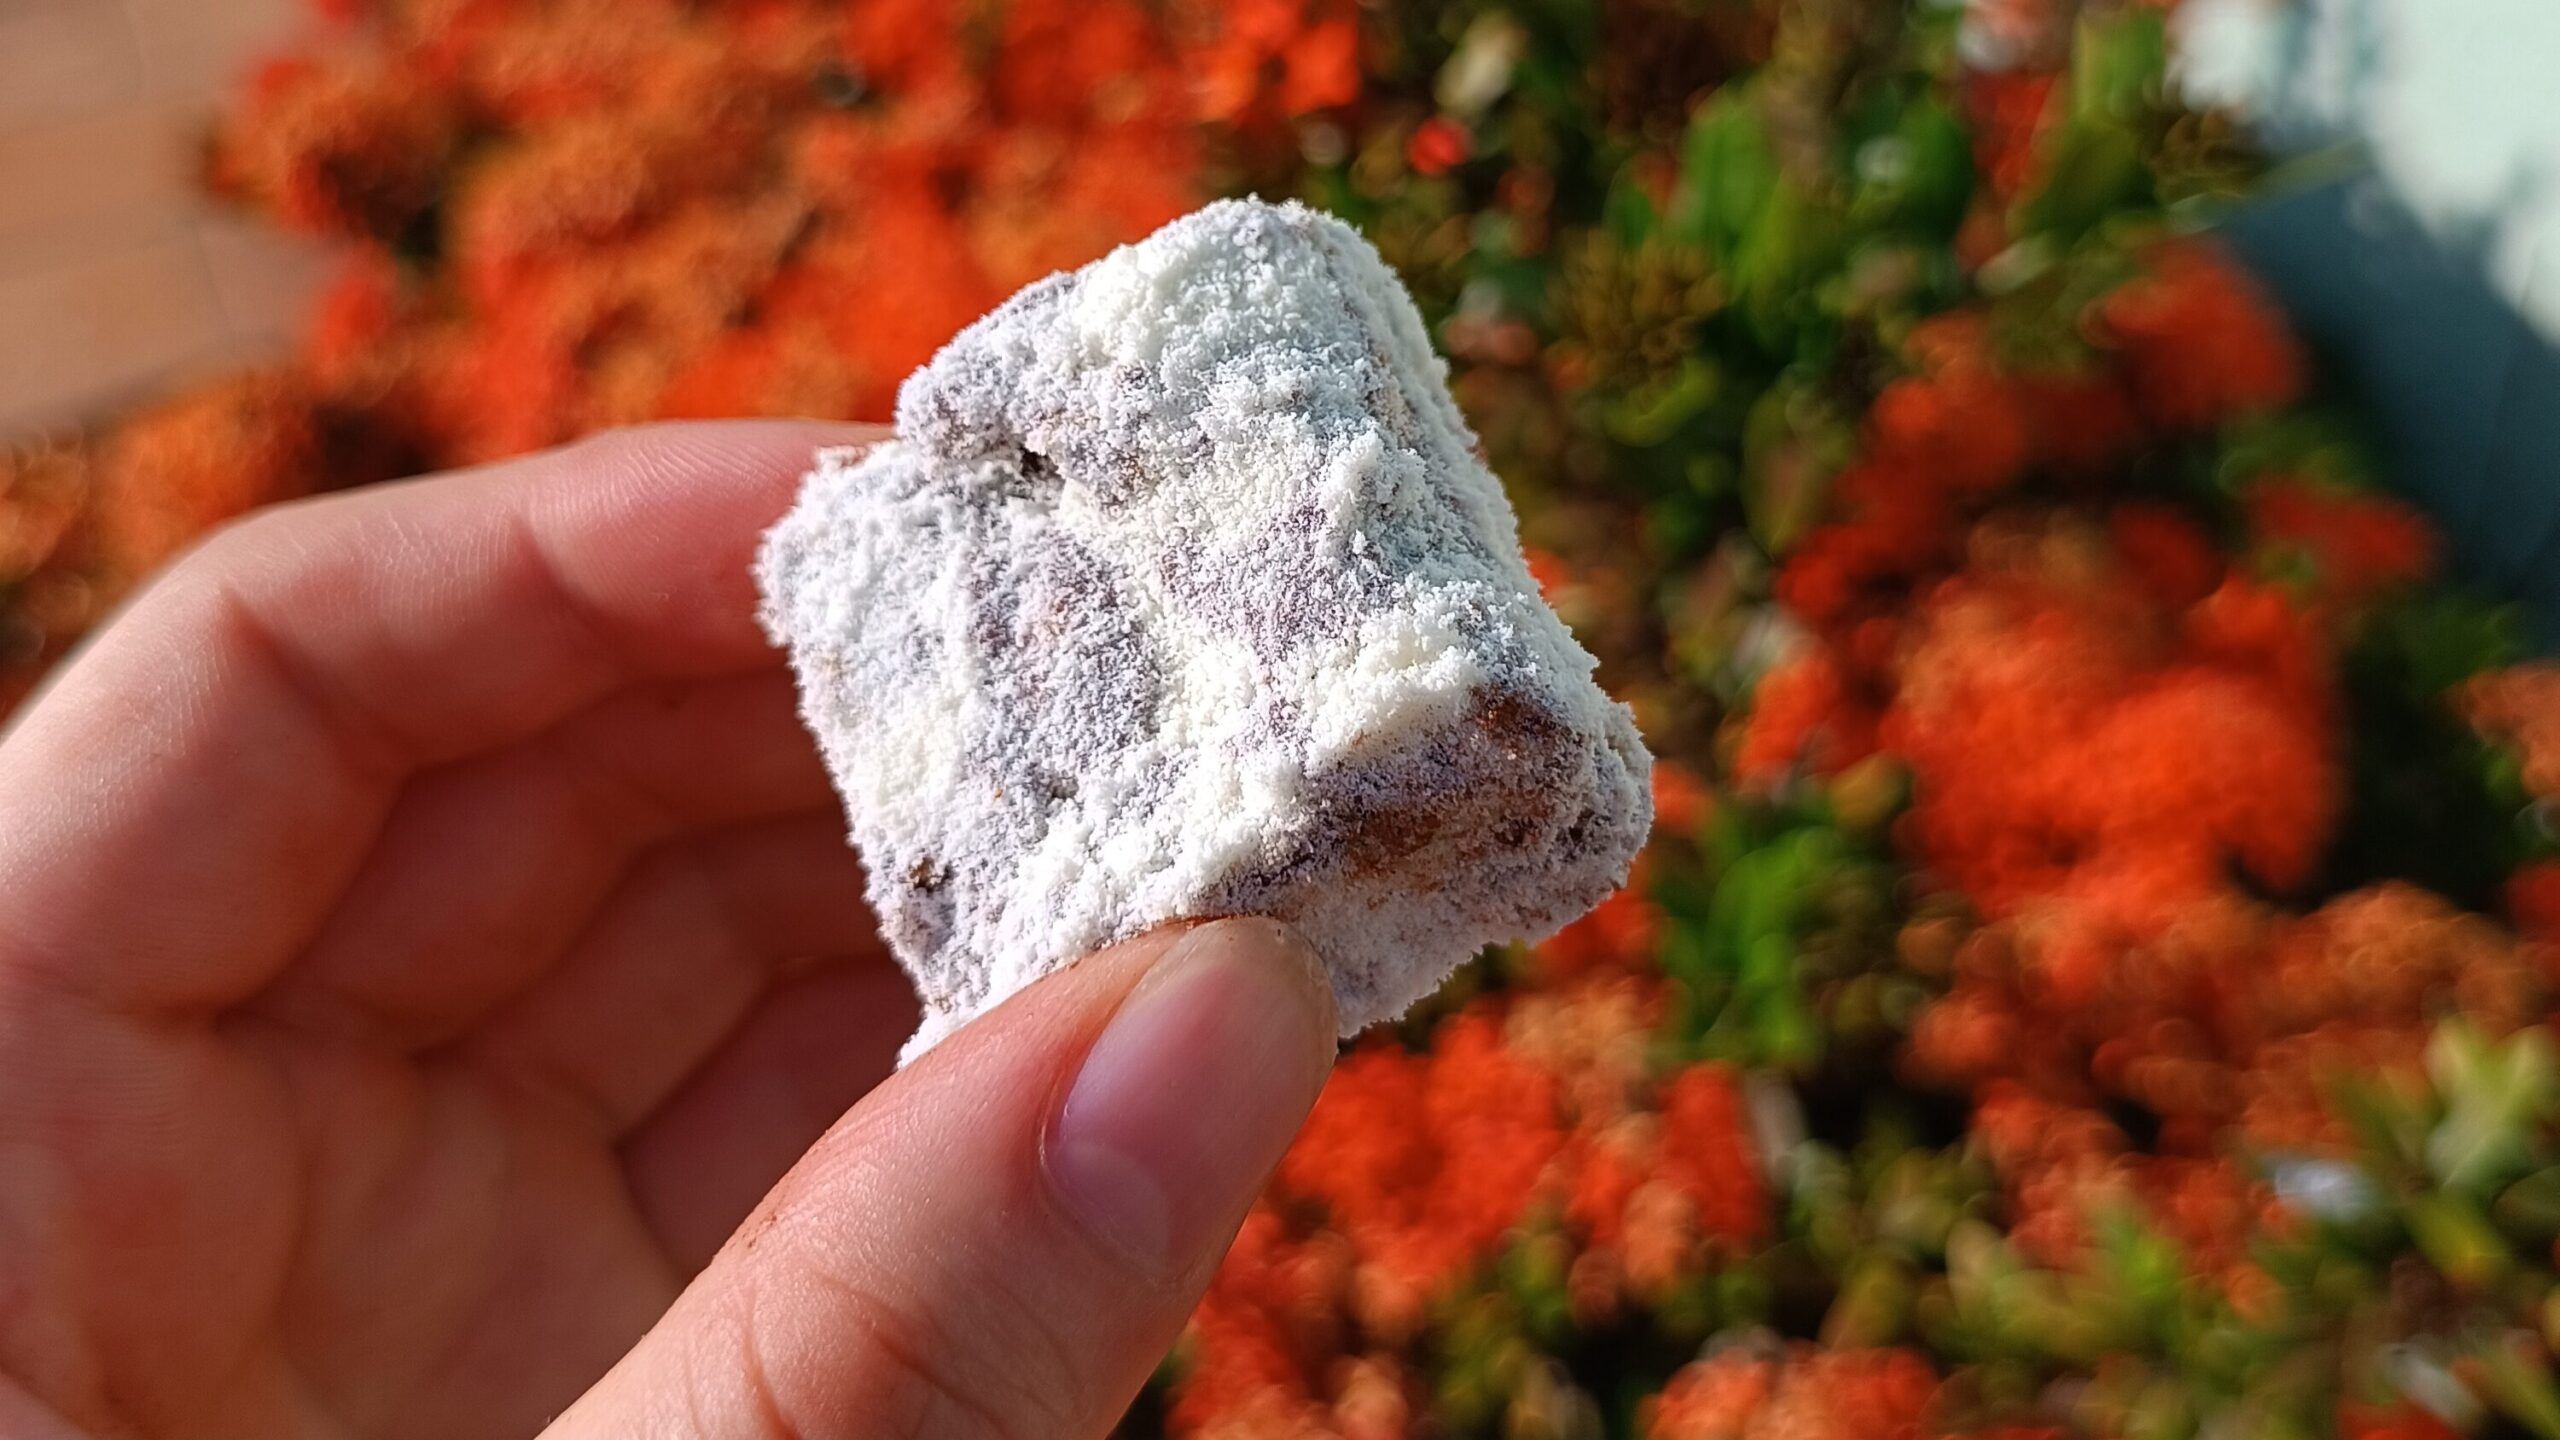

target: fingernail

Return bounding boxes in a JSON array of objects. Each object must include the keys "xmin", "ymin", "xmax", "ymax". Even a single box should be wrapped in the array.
[{"xmin": 1044, "ymin": 918, "xmax": 1337, "ymax": 1276}]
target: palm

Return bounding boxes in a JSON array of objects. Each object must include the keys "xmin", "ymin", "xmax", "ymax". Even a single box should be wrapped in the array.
[{"xmin": 0, "ymin": 424, "xmax": 911, "ymax": 1439}]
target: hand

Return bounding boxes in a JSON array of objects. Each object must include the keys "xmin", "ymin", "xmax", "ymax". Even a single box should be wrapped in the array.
[{"xmin": 0, "ymin": 422, "xmax": 1337, "ymax": 1440}]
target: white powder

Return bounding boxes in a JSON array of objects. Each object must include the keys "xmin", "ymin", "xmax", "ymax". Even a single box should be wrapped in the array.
[{"xmin": 758, "ymin": 198, "xmax": 1653, "ymax": 1061}]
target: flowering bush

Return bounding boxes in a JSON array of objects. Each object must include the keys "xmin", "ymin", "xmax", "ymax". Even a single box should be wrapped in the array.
[{"xmin": 9, "ymin": 2, "xmax": 2560, "ymax": 1437}]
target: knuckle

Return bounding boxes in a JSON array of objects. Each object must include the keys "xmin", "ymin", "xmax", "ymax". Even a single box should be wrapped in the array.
[
  {"xmin": 845, "ymin": 1310, "xmax": 1023, "ymax": 1440},
  {"xmin": 164, "ymin": 506, "xmax": 288, "ymax": 586},
  {"xmin": 153, "ymin": 499, "xmax": 337, "ymax": 613},
  {"xmin": 686, "ymin": 1293, "xmax": 812, "ymax": 1440},
  {"xmin": 734, "ymin": 1218, "xmax": 1090, "ymax": 1440}
]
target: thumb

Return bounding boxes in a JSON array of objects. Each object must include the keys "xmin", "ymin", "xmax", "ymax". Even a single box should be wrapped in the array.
[{"xmin": 543, "ymin": 917, "xmax": 1338, "ymax": 1439}]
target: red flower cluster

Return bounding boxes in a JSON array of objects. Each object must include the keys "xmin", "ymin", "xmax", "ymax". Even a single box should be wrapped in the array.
[
  {"xmin": 2463, "ymin": 664, "xmax": 2560, "ymax": 801},
  {"xmin": 214, "ymin": 56, "xmax": 458, "ymax": 238},
  {"xmin": 1776, "ymin": 243, "xmax": 2303, "ymax": 644},
  {"xmin": 1182, "ymin": 0, "xmax": 1362, "ymax": 129},
  {"xmin": 1765, "ymin": 244, "xmax": 2360, "ymax": 919},
  {"xmin": 1278, "ymin": 1008, "xmax": 1570, "ymax": 1334},
  {"xmin": 2243, "ymin": 475, "xmax": 2436, "ymax": 609},
  {"xmin": 1914, "ymin": 877, "xmax": 2553, "ymax": 1298},
  {"xmin": 217, "ymin": 0, "xmax": 1237, "ymax": 459},
  {"xmin": 1644, "ymin": 1342, "xmax": 2059, "ymax": 1440},
  {"xmin": 1887, "ymin": 518, "xmax": 2334, "ymax": 924},
  {"xmin": 88, "ymin": 375, "xmax": 325, "ymax": 581},
  {"xmin": 2340, "ymin": 1403, "xmax": 2466, "ymax": 1440},
  {"xmin": 2508, "ymin": 860, "xmax": 2560, "ymax": 947},
  {"xmin": 1175, "ymin": 876, "xmax": 1770, "ymax": 1430},
  {"xmin": 0, "ymin": 444, "xmax": 97, "ymax": 712},
  {"xmin": 2467, "ymin": 668, "xmax": 2560, "ymax": 942},
  {"xmin": 1733, "ymin": 647, "xmax": 1869, "ymax": 788},
  {"xmin": 2092, "ymin": 241, "xmax": 2308, "ymax": 431},
  {"xmin": 1961, "ymin": 71, "xmax": 2059, "ymax": 204},
  {"xmin": 2, "ymin": 0, "xmax": 1369, "ymax": 716},
  {"xmin": 1968, "ymin": 1081, "xmax": 2289, "ymax": 1299},
  {"xmin": 1734, "ymin": 237, "xmax": 2558, "ymax": 1312},
  {"xmin": 197, "ymin": 0, "xmax": 1369, "ymax": 473}
]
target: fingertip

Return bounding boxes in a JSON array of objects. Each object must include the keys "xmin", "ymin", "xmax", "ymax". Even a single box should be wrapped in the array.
[
  {"xmin": 1042, "ymin": 916, "xmax": 1337, "ymax": 1280},
  {"xmin": 1221, "ymin": 915, "xmax": 1341, "ymax": 1055}
]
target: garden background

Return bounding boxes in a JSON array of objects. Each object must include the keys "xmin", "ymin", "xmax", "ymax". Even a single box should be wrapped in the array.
[{"xmin": 10, "ymin": 2, "xmax": 2560, "ymax": 1437}]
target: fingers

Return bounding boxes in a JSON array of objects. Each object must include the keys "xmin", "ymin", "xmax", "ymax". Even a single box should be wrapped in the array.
[
  {"xmin": 259, "ymin": 670, "xmax": 839, "ymax": 1048},
  {"xmin": 621, "ymin": 963, "xmax": 920, "ymax": 1271},
  {"xmin": 0, "ymin": 1373, "xmax": 86, "ymax": 1440},
  {"xmin": 542, "ymin": 918, "xmax": 1338, "ymax": 1440},
  {"xmin": 0, "ymin": 420, "xmax": 884, "ymax": 1013},
  {"xmin": 462, "ymin": 814, "xmax": 881, "ymax": 1136}
]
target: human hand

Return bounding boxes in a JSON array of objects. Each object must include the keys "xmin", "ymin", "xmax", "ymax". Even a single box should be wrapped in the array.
[{"xmin": 0, "ymin": 422, "xmax": 1338, "ymax": 1439}]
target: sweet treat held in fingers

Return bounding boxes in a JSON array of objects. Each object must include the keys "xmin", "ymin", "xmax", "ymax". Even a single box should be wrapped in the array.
[{"xmin": 758, "ymin": 198, "xmax": 1653, "ymax": 1060}]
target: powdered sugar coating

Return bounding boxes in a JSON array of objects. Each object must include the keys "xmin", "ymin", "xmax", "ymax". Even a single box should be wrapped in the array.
[{"xmin": 758, "ymin": 199, "xmax": 1652, "ymax": 1060}]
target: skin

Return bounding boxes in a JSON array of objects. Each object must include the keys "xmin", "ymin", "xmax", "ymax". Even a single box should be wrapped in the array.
[{"xmin": 0, "ymin": 422, "xmax": 1336, "ymax": 1440}]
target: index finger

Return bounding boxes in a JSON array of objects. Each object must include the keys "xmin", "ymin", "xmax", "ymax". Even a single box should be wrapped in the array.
[{"xmin": 0, "ymin": 419, "xmax": 882, "ymax": 1012}]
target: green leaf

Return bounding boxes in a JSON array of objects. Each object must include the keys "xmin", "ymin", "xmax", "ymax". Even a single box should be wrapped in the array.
[
  {"xmin": 2366, "ymin": 591, "xmax": 2531, "ymax": 696},
  {"xmin": 1603, "ymin": 356, "xmax": 1721, "ymax": 446},
  {"xmin": 1733, "ymin": 180, "xmax": 1848, "ymax": 352},
  {"xmin": 1670, "ymin": 92, "xmax": 1779, "ymax": 258},
  {"xmin": 2325, "ymin": 591, "xmax": 2528, "ymax": 905},
  {"xmin": 1823, "ymin": 1256, "xmax": 1916, "ymax": 1347},
  {"xmin": 2427, "ymin": 1024, "xmax": 2560, "ymax": 1195},
  {"xmin": 2331, "ymin": 1070, "xmax": 2434, "ymax": 1176},
  {"xmin": 2496, "ymin": 1168, "xmax": 2560, "ymax": 1243},
  {"xmin": 2017, "ymin": 118, "xmax": 2152, "ymax": 242},
  {"xmin": 2070, "ymin": 8, "xmax": 2170, "ymax": 125},
  {"xmin": 2474, "ymin": 1336, "xmax": 2560, "ymax": 1440},
  {"xmin": 2407, "ymin": 1192, "xmax": 2514, "ymax": 1289},
  {"xmin": 1850, "ymin": 93, "xmax": 1976, "ymax": 238},
  {"xmin": 1740, "ymin": 377, "xmax": 1850, "ymax": 554},
  {"xmin": 1601, "ymin": 170, "xmax": 1658, "ymax": 249}
]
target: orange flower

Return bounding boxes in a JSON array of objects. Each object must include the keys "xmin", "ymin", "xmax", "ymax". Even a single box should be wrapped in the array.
[
  {"xmin": 1563, "ymin": 1115, "xmax": 1656, "ymax": 1249},
  {"xmin": 996, "ymin": 0, "xmax": 1184, "ymax": 129},
  {"xmin": 1734, "ymin": 646, "xmax": 1874, "ymax": 785},
  {"xmin": 0, "ymin": 444, "xmax": 102, "ymax": 712},
  {"xmin": 2107, "ymin": 503, "xmax": 2223, "ymax": 610},
  {"xmin": 1773, "ymin": 459, "xmax": 1959, "ymax": 630},
  {"xmin": 1876, "ymin": 514, "xmax": 2335, "ymax": 921},
  {"xmin": 90, "ymin": 375, "xmax": 322, "ymax": 585},
  {"xmin": 1281, "ymin": 17, "xmax": 1361, "ymax": 116},
  {"xmin": 2243, "ymin": 474, "xmax": 2436, "ymax": 607},
  {"xmin": 209, "ymin": 57, "xmax": 457, "ymax": 239},
  {"xmin": 2508, "ymin": 861, "xmax": 2560, "ymax": 946},
  {"xmin": 841, "ymin": 0, "xmax": 974, "ymax": 97},
  {"xmin": 1181, "ymin": 0, "xmax": 1362, "ymax": 126},
  {"xmin": 1277, "ymin": 1007, "xmax": 1566, "ymax": 1310},
  {"xmin": 2463, "ymin": 664, "xmax": 2560, "ymax": 799},
  {"xmin": 1655, "ymin": 1065, "xmax": 1768, "ymax": 1247},
  {"xmin": 2019, "ymin": 370, "xmax": 2142, "ymax": 474},
  {"xmin": 1960, "ymin": 70, "xmax": 2058, "ymax": 202},
  {"xmin": 2340, "ymin": 1403, "xmax": 2465, "ymax": 1440},
  {"xmin": 1868, "ymin": 369, "xmax": 2031, "ymax": 497},
  {"xmin": 1645, "ymin": 1347, "xmax": 1949, "ymax": 1440},
  {"xmin": 303, "ymin": 258, "xmax": 402, "ymax": 386},
  {"xmin": 2095, "ymin": 240, "xmax": 2306, "ymax": 428},
  {"xmin": 1653, "ymin": 761, "xmax": 1714, "ymax": 833},
  {"xmin": 1522, "ymin": 545, "xmax": 1573, "ymax": 598},
  {"xmin": 1406, "ymin": 117, "xmax": 1474, "ymax": 177},
  {"xmin": 1537, "ymin": 884, "xmax": 1665, "ymax": 979}
]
